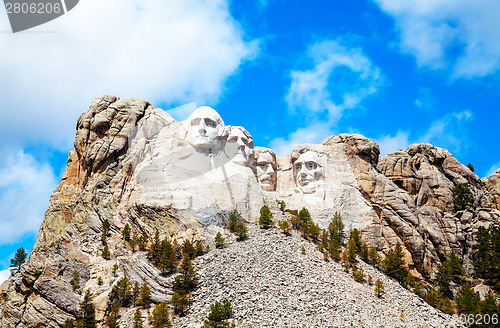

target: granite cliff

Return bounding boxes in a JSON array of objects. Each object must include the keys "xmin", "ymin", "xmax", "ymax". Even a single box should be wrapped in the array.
[{"xmin": 1, "ymin": 95, "xmax": 498, "ymax": 327}]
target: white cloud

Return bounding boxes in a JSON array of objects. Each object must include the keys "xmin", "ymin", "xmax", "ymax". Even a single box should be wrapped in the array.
[
  {"xmin": 269, "ymin": 121, "xmax": 332, "ymax": 156},
  {"xmin": 0, "ymin": 0, "xmax": 257, "ymax": 151},
  {"xmin": 0, "ymin": 268, "xmax": 11, "ymax": 285},
  {"xmin": 377, "ymin": 131, "xmax": 410, "ymax": 156},
  {"xmin": 286, "ymin": 39, "xmax": 383, "ymax": 123},
  {"xmin": 167, "ymin": 102, "xmax": 198, "ymax": 122},
  {"xmin": 374, "ymin": 0, "xmax": 500, "ymax": 78},
  {"xmin": 486, "ymin": 162, "xmax": 500, "ymax": 177},
  {"xmin": 420, "ymin": 110, "xmax": 473, "ymax": 153},
  {"xmin": 0, "ymin": 152, "xmax": 58, "ymax": 244}
]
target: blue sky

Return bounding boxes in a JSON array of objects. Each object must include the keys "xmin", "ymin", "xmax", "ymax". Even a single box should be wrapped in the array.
[{"xmin": 1, "ymin": 0, "xmax": 499, "ymax": 279}]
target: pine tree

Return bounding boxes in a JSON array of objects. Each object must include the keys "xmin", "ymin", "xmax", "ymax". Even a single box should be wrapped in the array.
[
  {"xmin": 202, "ymin": 299, "xmax": 233, "ymax": 328},
  {"xmin": 170, "ymin": 292, "xmax": 190, "ymax": 316},
  {"xmin": 368, "ymin": 246, "xmax": 381, "ymax": 267},
  {"xmin": 328, "ymin": 212, "xmax": 345, "ymax": 245},
  {"xmin": 122, "ymin": 224, "xmax": 131, "ymax": 242},
  {"xmin": 452, "ymin": 183, "xmax": 473, "ymax": 211},
  {"xmin": 77, "ymin": 290, "xmax": 97, "ymax": 328},
  {"xmin": 383, "ymin": 242, "xmax": 407, "ymax": 282},
  {"xmin": 278, "ymin": 220, "xmax": 291, "ymax": 235},
  {"xmin": 133, "ymin": 309, "xmax": 143, "ymax": 328},
  {"xmin": 110, "ymin": 277, "xmax": 131, "ymax": 307},
  {"xmin": 323, "ymin": 251, "xmax": 329, "ymax": 261},
  {"xmin": 63, "ymin": 319, "xmax": 75, "ymax": 328},
  {"xmin": 173, "ymin": 257, "xmax": 198, "ymax": 295},
  {"xmin": 195, "ymin": 240, "xmax": 205, "ymax": 257},
  {"xmin": 349, "ymin": 228, "xmax": 362, "ymax": 253},
  {"xmin": 228, "ymin": 212, "xmax": 238, "ymax": 233},
  {"xmin": 151, "ymin": 303, "xmax": 172, "ymax": 328},
  {"xmin": 70, "ymin": 271, "xmax": 81, "ymax": 291},
  {"xmin": 234, "ymin": 221, "xmax": 248, "ymax": 241},
  {"xmin": 455, "ymin": 283, "xmax": 480, "ymax": 314},
  {"xmin": 138, "ymin": 282, "xmax": 152, "ymax": 308},
  {"xmin": 132, "ymin": 281, "xmax": 140, "ymax": 306},
  {"xmin": 182, "ymin": 239, "xmax": 196, "ymax": 259},
  {"xmin": 102, "ymin": 245, "xmax": 111, "ymax": 260},
  {"xmin": 480, "ymin": 290, "xmax": 497, "ymax": 315},
  {"xmin": 104, "ymin": 299, "xmax": 120, "ymax": 328},
  {"xmin": 328, "ymin": 239, "xmax": 342, "ymax": 261},
  {"xmin": 353, "ymin": 267, "xmax": 365, "ymax": 282},
  {"xmin": 112, "ymin": 263, "xmax": 119, "ymax": 277},
  {"xmin": 215, "ymin": 232, "xmax": 226, "ymax": 248},
  {"xmin": 148, "ymin": 231, "xmax": 162, "ymax": 266},
  {"xmin": 159, "ymin": 238, "xmax": 178, "ymax": 276},
  {"xmin": 308, "ymin": 223, "xmax": 321, "ymax": 241},
  {"xmin": 102, "ymin": 219, "xmax": 111, "ymax": 236},
  {"xmin": 374, "ymin": 279, "xmax": 385, "ymax": 298},
  {"xmin": 258, "ymin": 205, "xmax": 273, "ymax": 228},
  {"xmin": 301, "ymin": 246, "xmax": 306, "ymax": 255},
  {"xmin": 346, "ymin": 238, "xmax": 358, "ymax": 267},
  {"xmin": 9, "ymin": 247, "xmax": 27, "ymax": 275}
]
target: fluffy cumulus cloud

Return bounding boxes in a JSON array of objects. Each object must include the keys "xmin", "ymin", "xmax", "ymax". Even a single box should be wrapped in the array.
[
  {"xmin": 286, "ymin": 39, "xmax": 383, "ymax": 123},
  {"xmin": 374, "ymin": 0, "xmax": 500, "ymax": 78},
  {"xmin": 0, "ymin": 0, "xmax": 257, "ymax": 151},
  {"xmin": 269, "ymin": 121, "xmax": 332, "ymax": 156},
  {"xmin": 0, "ymin": 152, "xmax": 58, "ymax": 245}
]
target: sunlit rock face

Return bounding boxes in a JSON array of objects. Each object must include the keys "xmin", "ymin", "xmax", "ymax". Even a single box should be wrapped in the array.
[{"xmin": 1, "ymin": 95, "xmax": 499, "ymax": 327}]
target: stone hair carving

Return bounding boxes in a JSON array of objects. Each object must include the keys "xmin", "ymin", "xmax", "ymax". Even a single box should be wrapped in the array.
[
  {"xmin": 227, "ymin": 126, "xmax": 254, "ymax": 167},
  {"xmin": 291, "ymin": 149, "xmax": 324, "ymax": 194},
  {"xmin": 254, "ymin": 147, "xmax": 277, "ymax": 192},
  {"xmin": 186, "ymin": 106, "xmax": 227, "ymax": 154}
]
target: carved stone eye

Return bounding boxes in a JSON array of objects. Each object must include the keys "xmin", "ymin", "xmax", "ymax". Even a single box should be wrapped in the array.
[
  {"xmin": 204, "ymin": 118, "xmax": 216, "ymax": 128},
  {"xmin": 190, "ymin": 118, "xmax": 201, "ymax": 126}
]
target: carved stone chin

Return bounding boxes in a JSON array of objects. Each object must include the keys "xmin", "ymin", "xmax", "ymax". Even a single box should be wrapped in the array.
[
  {"xmin": 186, "ymin": 106, "xmax": 226, "ymax": 154},
  {"xmin": 293, "ymin": 151, "xmax": 323, "ymax": 194}
]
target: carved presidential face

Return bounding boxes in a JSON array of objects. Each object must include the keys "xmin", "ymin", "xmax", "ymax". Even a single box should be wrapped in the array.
[
  {"xmin": 227, "ymin": 126, "xmax": 253, "ymax": 166},
  {"xmin": 186, "ymin": 106, "xmax": 225, "ymax": 153},
  {"xmin": 294, "ymin": 151, "xmax": 323, "ymax": 194},
  {"xmin": 256, "ymin": 150, "xmax": 277, "ymax": 191}
]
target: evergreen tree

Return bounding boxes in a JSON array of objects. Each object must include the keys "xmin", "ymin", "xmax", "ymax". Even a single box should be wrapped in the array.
[
  {"xmin": 368, "ymin": 247, "xmax": 381, "ymax": 267},
  {"xmin": 151, "ymin": 303, "xmax": 172, "ymax": 328},
  {"xmin": 258, "ymin": 205, "xmax": 273, "ymax": 228},
  {"xmin": 104, "ymin": 299, "xmax": 120, "ymax": 328},
  {"xmin": 138, "ymin": 282, "xmax": 152, "ymax": 308},
  {"xmin": 353, "ymin": 267, "xmax": 365, "ymax": 282},
  {"xmin": 234, "ymin": 221, "xmax": 248, "ymax": 241},
  {"xmin": 110, "ymin": 277, "xmax": 132, "ymax": 307},
  {"xmin": 328, "ymin": 239, "xmax": 342, "ymax": 261},
  {"xmin": 10, "ymin": 247, "xmax": 27, "ymax": 275},
  {"xmin": 77, "ymin": 290, "xmax": 97, "ymax": 328},
  {"xmin": 467, "ymin": 163, "xmax": 475, "ymax": 172},
  {"xmin": 346, "ymin": 238, "xmax": 358, "ymax": 267},
  {"xmin": 148, "ymin": 231, "xmax": 162, "ymax": 266},
  {"xmin": 323, "ymin": 251, "xmax": 329, "ymax": 261},
  {"xmin": 102, "ymin": 219, "xmax": 111, "ymax": 236},
  {"xmin": 195, "ymin": 240, "xmax": 205, "ymax": 257},
  {"xmin": 480, "ymin": 290, "xmax": 498, "ymax": 315},
  {"xmin": 173, "ymin": 257, "xmax": 199, "ymax": 295},
  {"xmin": 122, "ymin": 224, "xmax": 131, "ymax": 242},
  {"xmin": 349, "ymin": 228, "xmax": 362, "ymax": 253},
  {"xmin": 328, "ymin": 212, "xmax": 345, "ymax": 245},
  {"xmin": 70, "ymin": 271, "xmax": 81, "ymax": 291},
  {"xmin": 132, "ymin": 281, "xmax": 140, "ymax": 306},
  {"xmin": 102, "ymin": 245, "xmax": 111, "ymax": 260},
  {"xmin": 473, "ymin": 226, "xmax": 491, "ymax": 278},
  {"xmin": 138, "ymin": 231, "xmax": 148, "ymax": 251},
  {"xmin": 63, "ymin": 319, "xmax": 75, "ymax": 328},
  {"xmin": 228, "ymin": 212, "xmax": 238, "ymax": 233},
  {"xmin": 182, "ymin": 239, "xmax": 196, "ymax": 259},
  {"xmin": 308, "ymin": 222, "xmax": 321, "ymax": 241},
  {"xmin": 112, "ymin": 263, "xmax": 119, "ymax": 277},
  {"xmin": 455, "ymin": 284, "xmax": 480, "ymax": 314},
  {"xmin": 374, "ymin": 279, "xmax": 385, "ymax": 298},
  {"xmin": 170, "ymin": 292, "xmax": 190, "ymax": 316},
  {"xmin": 133, "ymin": 309, "xmax": 143, "ymax": 328},
  {"xmin": 452, "ymin": 183, "xmax": 473, "ymax": 211},
  {"xmin": 437, "ymin": 250, "xmax": 465, "ymax": 294},
  {"xmin": 301, "ymin": 246, "xmax": 306, "ymax": 255},
  {"xmin": 202, "ymin": 299, "xmax": 233, "ymax": 328},
  {"xmin": 215, "ymin": 232, "xmax": 226, "ymax": 248},
  {"xmin": 383, "ymin": 242, "xmax": 407, "ymax": 282},
  {"xmin": 159, "ymin": 238, "xmax": 178, "ymax": 276},
  {"xmin": 423, "ymin": 287, "xmax": 454, "ymax": 314},
  {"xmin": 278, "ymin": 220, "xmax": 291, "ymax": 235},
  {"xmin": 101, "ymin": 233, "xmax": 108, "ymax": 245}
]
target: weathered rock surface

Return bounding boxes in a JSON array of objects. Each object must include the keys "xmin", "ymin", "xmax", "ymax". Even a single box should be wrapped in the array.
[{"xmin": 0, "ymin": 95, "xmax": 498, "ymax": 327}]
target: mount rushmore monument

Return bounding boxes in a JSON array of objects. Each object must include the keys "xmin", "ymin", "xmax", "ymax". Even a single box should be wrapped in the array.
[{"xmin": 1, "ymin": 95, "xmax": 499, "ymax": 327}]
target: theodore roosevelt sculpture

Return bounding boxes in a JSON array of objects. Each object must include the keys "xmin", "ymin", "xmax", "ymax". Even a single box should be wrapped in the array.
[
  {"xmin": 254, "ymin": 147, "xmax": 277, "ymax": 191},
  {"xmin": 227, "ymin": 126, "xmax": 254, "ymax": 167}
]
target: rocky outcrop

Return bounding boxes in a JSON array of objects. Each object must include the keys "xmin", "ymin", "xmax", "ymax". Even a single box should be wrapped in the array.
[{"xmin": 0, "ymin": 95, "xmax": 498, "ymax": 327}]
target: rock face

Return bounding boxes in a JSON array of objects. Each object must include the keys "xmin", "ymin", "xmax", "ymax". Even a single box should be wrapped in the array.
[{"xmin": 1, "ymin": 95, "xmax": 499, "ymax": 327}]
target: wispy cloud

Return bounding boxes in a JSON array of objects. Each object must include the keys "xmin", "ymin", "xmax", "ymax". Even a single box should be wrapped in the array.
[
  {"xmin": 274, "ymin": 39, "xmax": 383, "ymax": 155},
  {"xmin": 486, "ymin": 162, "xmax": 500, "ymax": 177},
  {"xmin": 376, "ymin": 110, "xmax": 473, "ymax": 156},
  {"xmin": 377, "ymin": 131, "xmax": 410, "ymax": 155},
  {"xmin": 0, "ymin": 152, "xmax": 58, "ymax": 245},
  {"xmin": 373, "ymin": 0, "xmax": 500, "ymax": 78},
  {"xmin": 286, "ymin": 39, "xmax": 383, "ymax": 124}
]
